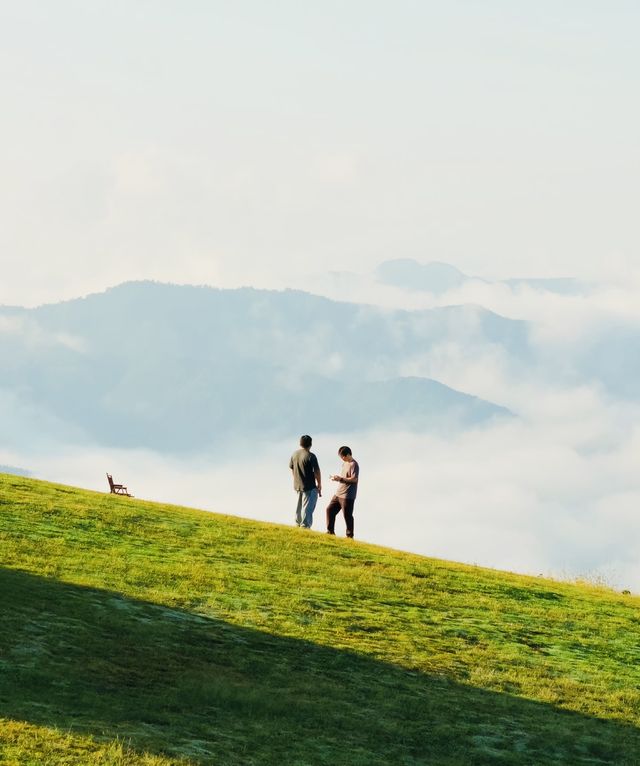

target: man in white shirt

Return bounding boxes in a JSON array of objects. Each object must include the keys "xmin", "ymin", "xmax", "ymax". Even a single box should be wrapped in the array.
[{"xmin": 326, "ymin": 445, "xmax": 359, "ymax": 538}]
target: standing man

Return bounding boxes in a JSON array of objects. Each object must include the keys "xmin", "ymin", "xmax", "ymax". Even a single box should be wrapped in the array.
[
  {"xmin": 326, "ymin": 446, "xmax": 359, "ymax": 538},
  {"xmin": 289, "ymin": 434, "xmax": 322, "ymax": 529}
]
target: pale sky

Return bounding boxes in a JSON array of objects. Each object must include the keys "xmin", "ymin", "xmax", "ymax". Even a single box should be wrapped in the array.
[{"xmin": 2, "ymin": 1, "xmax": 639, "ymax": 306}]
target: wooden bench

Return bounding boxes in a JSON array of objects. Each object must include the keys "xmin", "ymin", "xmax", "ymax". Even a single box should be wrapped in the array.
[{"xmin": 107, "ymin": 473, "xmax": 133, "ymax": 497}]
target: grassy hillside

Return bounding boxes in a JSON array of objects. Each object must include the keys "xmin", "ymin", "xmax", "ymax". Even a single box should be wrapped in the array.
[{"xmin": 1, "ymin": 473, "xmax": 639, "ymax": 765}]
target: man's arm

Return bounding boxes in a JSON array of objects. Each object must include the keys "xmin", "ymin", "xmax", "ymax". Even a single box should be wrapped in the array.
[{"xmin": 311, "ymin": 454, "xmax": 322, "ymax": 496}]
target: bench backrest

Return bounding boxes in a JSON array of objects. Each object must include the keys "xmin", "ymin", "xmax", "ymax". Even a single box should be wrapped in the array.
[{"xmin": 107, "ymin": 473, "xmax": 115, "ymax": 490}]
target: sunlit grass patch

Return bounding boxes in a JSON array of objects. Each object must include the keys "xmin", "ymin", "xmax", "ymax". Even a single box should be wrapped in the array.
[{"xmin": 1, "ymin": 472, "xmax": 640, "ymax": 765}]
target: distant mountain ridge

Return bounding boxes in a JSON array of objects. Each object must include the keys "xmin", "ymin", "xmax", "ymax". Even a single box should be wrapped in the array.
[
  {"xmin": 376, "ymin": 259, "xmax": 591, "ymax": 296},
  {"xmin": 0, "ymin": 282, "xmax": 519, "ymax": 453},
  {"xmin": 0, "ymin": 465, "xmax": 32, "ymax": 478}
]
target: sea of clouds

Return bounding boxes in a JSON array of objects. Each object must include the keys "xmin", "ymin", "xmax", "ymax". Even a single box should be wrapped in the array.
[
  {"xmin": 3, "ymin": 412, "xmax": 640, "ymax": 591},
  {"xmin": 2, "ymin": 272, "xmax": 640, "ymax": 591}
]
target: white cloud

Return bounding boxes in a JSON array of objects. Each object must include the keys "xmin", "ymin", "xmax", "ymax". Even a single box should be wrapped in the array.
[
  {"xmin": 0, "ymin": 316, "xmax": 24, "ymax": 334},
  {"xmin": 4, "ymin": 265, "xmax": 640, "ymax": 592},
  {"xmin": 0, "ymin": 315, "xmax": 87, "ymax": 352}
]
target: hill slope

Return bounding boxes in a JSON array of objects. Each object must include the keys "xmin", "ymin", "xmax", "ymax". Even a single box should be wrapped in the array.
[{"xmin": 1, "ymin": 473, "xmax": 639, "ymax": 765}]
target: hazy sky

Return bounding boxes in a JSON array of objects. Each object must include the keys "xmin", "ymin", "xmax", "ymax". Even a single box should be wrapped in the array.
[{"xmin": 2, "ymin": 1, "xmax": 639, "ymax": 306}]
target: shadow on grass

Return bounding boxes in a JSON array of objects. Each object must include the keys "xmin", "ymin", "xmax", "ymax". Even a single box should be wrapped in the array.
[{"xmin": 0, "ymin": 567, "xmax": 638, "ymax": 766}]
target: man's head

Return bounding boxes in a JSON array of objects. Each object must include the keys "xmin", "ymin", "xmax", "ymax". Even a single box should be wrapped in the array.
[
  {"xmin": 338, "ymin": 445, "xmax": 352, "ymax": 461},
  {"xmin": 300, "ymin": 434, "xmax": 312, "ymax": 449}
]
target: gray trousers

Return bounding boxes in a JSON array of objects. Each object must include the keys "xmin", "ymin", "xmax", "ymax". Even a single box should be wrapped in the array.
[{"xmin": 295, "ymin": 488, "xmax": 318, "ymax": 528}]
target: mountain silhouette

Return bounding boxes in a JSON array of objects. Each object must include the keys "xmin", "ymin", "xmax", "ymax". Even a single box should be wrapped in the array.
[{"xmin": 0, "ymin": 282, "xmax": 519, "ymax": 452}]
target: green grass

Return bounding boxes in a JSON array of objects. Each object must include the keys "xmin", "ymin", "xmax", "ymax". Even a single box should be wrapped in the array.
[{"xmin": 1, "ymin": 473, "xmax": 639, "ymax": 765}]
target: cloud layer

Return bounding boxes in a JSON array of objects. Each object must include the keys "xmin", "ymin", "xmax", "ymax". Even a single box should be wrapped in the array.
[
  {"xmin": 2, "ymin": 273, "xmax": 640, "ymax": 591},
  {"xmin": 4, "ymin": 389, "xmax": 640, "ymax": 593}
]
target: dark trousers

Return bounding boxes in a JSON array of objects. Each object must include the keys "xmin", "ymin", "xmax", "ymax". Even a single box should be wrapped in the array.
[{"xmin": 326, "ymin": 496, "xmax": 355, "ymax": 538}]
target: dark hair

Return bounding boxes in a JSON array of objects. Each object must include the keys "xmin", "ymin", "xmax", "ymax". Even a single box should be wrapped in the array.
[
  {"xmin": 300, "ymin": 434, "xmax": 312, "ymax": 448},
  {"xmin": 338, "ymin": 445, "xmax": 352, "ymax": 457}
]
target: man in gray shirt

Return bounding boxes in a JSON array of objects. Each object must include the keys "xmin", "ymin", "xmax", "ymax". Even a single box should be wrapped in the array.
[{"xmin": 289, "ymin": 434, "xmax": 322, "ymax": 529}]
